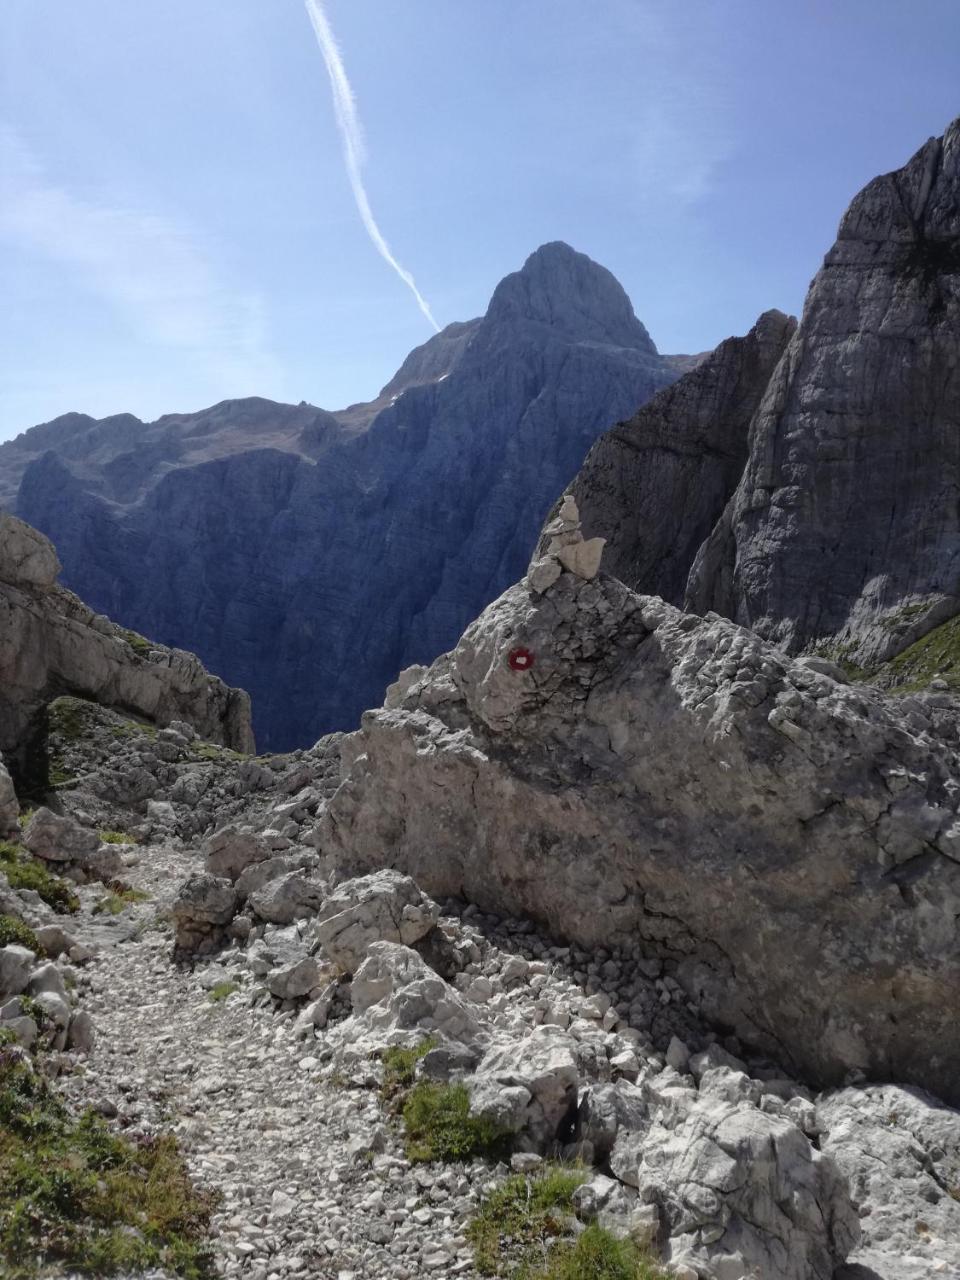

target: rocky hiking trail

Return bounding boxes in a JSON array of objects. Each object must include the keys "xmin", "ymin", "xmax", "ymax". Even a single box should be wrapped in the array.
[
  {"xmin": 57, "ymin": 844, "xmax": 494, "ymax": 1280},
  {"xmin": 8, "ymin": 803, "xmax": 960, "ymax": 1280}
]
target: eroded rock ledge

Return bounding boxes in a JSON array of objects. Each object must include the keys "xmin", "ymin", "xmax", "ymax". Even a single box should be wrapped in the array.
[
  {"xmin": 0, "ymin": 514, "xmax": 254, "ymax": 766},
  {"xmin": 318, "ymin": 565, "xmax": 960, "ymax": 1103}
]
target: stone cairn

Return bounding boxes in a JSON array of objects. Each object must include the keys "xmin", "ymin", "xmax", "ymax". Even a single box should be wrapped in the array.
[{"xmin": 527, "ymin": 493, "xmax": 606, "ymax": 594}]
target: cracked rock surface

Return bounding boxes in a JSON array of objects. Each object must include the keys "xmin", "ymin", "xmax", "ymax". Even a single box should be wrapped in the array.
[
  {"xmin": 0, "ymin": 514, "xmax": 253, "ymax": 769},
  {"xmin": 321, "ymin": 568, "xmax": 960, "ymax": 1103}
]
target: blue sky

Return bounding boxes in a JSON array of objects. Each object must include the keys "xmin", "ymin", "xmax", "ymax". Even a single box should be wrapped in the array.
[{"xmin": 1, "ymin": 1, "xmax": 958, "ymax": 441}]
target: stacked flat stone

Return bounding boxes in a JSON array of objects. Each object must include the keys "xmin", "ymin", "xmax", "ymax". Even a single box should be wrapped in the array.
[{"xmin": 527, "ymin": 493, "xmax": 606, "ymax": 592}]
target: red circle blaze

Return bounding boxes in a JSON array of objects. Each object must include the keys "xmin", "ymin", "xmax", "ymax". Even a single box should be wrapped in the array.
[{"xmin": 508, "ymin": 647, "xmax": 534, "ymax": 672}]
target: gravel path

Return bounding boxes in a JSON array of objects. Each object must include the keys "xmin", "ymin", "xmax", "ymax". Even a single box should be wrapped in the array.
[{"xmin": 59, "ymin": 845, "xmax": 491, "ymax": 1280}]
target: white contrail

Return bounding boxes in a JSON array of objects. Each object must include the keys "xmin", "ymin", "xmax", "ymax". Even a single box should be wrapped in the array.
[{"xmin": 304, "ymin": 0, "xmax": 440, "ymax": 332}]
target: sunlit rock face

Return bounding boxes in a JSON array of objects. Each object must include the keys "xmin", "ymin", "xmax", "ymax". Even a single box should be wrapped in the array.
[
  {"xmin": 0, "ymin": 513, "xmax": 253, "ymax": 768},
  {"xmin": 320, "ymin": 566, "xmax": 960, "ymax": 1105}
]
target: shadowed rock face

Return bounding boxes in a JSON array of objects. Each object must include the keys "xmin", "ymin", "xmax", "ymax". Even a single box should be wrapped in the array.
[
  {"xmin": 3, "ymin": 243, "xmax": 687, "ymax": 750},
  {"xmin": 686, "ymin": 118, "xmax": 960, "ymax": 663},
  {"xmin": 546, "ymin": 309, "xmax": 797, "ymax": 606},
  {"xmin": 0, "ymin": 514, "xmax": 253, "ymax": 768},
  {"xmin": 319, "ymin": 568, "xmax": 960, "ymax": 1103},
  {"xmin": 553, "ymin": 118, "xmax": 960, "ymax": 674}
]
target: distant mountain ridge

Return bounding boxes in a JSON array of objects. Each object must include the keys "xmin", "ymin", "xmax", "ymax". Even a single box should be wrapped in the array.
[{"xmin": 1, "ymin": 242, "xmax": 692, "ymax": 749}]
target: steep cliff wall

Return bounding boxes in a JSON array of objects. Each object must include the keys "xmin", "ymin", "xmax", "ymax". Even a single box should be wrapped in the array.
[
  {"xmin": 0, "ymin": 514, "xmax": 253, "ymax": 769},
  {"xmin": 555, "ymin": 118, "xmax": 960, "ymax": 675}
]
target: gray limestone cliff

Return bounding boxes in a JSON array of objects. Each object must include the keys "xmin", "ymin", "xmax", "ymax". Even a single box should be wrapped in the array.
[
  {"xmin": 687, "ymin": 118, "xmax": 960, "ymax": 665},
  {"xmin": 319, "ymin": 560, "xmax": 960, "ymax": 1105},
  {"xmin": 546, "ymin": 309, "xmax": 796, "ymax": 606},
  {"xmin": 2, "ymin": 243, "xmax": 687, "ymax": 750},
  {"xmin": 0, "ymin": 513, "xmax": 254, "ymax": 775},
  {"xmin": 554, "ymin": 118, "xmax": 960, "ymax": 678}
]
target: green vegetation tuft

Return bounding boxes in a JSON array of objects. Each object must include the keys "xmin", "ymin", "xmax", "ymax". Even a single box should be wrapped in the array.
[
  {"xmin": 875, "ymin": 613, "xmax": 960, "ymax": 695},
  {"xmin": 0, "ymin": 915, "xmax": 44, "ymax": 956},
  {"xmin": 380, "ymin": 1036, "xmax": 437, "ymax": 1099},
  {"xmin": 111, "ymin": 718, "xmax": 158, "ymax": 741},
  {"xmin": 0, "ymin": 1045, "xmax": 218, "ymax": 1278},
  {"xmin": 207, "ymin": 981, "xmax": 238, "ymax": 1003},
  {"xmin": 189, "ymin": 742, "xmax": 247, "ymax": 764},
  {"xmin": 469, "ymin": 1166, "xmax": 585, "ymax": 1275},
  {"xmin": 469, "ymin": 1168, "xmax": 668, "ymax": 1279},
  {"xmin": 17, "ymin": 995, "xmax": 50, "ymax": 1035},
  {"xmin": 46, "ymin": 696, "xmax": 100, "ymax": 743},
  {"xmin": 533, "ymin": 1224, "xmax": 670, "ymax": 1280},
  {"xmin": 48, "ymin": 769, "xmax": 78, "ymax": 789},
  {"xmin": 120, "ymin": 628, "xmax": 154, "ymax": 658},
  {"xmin": 0, "ymin": 843, "xmax": 80, "ymax": 915},
  {"xmin": 401, "ymin": 1081, "xmax": 512, "ymax": 1164},
  {"xmin": 807, "ymin": 641, "xmax": 870, "ymax": 683},
  {"xmin": 98, "ymin": 830, "xmax": 136, "ymax": 846},
  {"xmin": 93, "ymin": 887, "xmax": 150, "ymax": 917}
]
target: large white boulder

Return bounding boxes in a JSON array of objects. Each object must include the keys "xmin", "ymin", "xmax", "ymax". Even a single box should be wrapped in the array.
[
  {"xmin": 316, "ymin": 869, "xmax": 439, "ymax": 973},
  {"xmin": 22, "ymin": 808, "xmax": 98, "ymax": 863},
  {"xmin": 0, "ymin": 514, "xmax": 61, "ymax": 589},
  {"xmin": 471, "ymin": 1028, "xmax": 580, "ymax": 1149},
  {"xmin": 819, "ymin": 1084, "xmax": 960, "ymax": 1279},
  {"xmin": 204, "ymin": 825, "xmax": 273, "ymax": 880},
  {"xmin": 633, "ymin": 1095, "xmax": 859, "ymax": 1280},
  {"xmin": 348, "ymin": 941, "xmax": 482, "ymax": 1047}
]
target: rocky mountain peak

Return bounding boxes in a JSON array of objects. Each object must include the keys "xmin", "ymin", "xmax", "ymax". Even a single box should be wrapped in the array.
[
  {"xmin": 375, "ymin": 318, "xmax": 482, "ymax": 402},
  {"xmin": 4, "ymin": 245, "xmax": 681, "ymax": 748},
  {"xmin": 484, "ymin": 241, "xmax": 658, "ymax": 352}
]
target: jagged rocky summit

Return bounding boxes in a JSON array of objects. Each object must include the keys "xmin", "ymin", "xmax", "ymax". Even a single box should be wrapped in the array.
[
  {"xmin": 0, "ymin": 512, "xmax": 253, "ymax": 780},
  {"xmin": 1, "ymin": 242, "xmax": 689, "ymax": 750},
  {"xmin": 564, "ymin": 117, "xmax": 960, "ymax": 677}
]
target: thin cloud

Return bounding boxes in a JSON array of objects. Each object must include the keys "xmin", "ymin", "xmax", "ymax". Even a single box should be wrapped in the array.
[
  {"xmin": 0, "ymin": 127, "xmax": 277, "ymax": 385},
  {"xmin": 304, "ymin": 0, "xmax": 440, "ymax": 333},
  {"xmin": 614, "ymin": 0, "xmax": 733, "ymax": 211}
]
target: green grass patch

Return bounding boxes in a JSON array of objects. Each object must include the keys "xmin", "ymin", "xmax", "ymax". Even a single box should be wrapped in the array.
[
  {"xmin": 46, "ymin": 696, "xmax": 100, "ymax": 744},
  {"xmin": 0, "ymin": 843, "xmax": 80, "ymax": 915},
  {"xmin": 380, "ymin": 1036, "xmax": 437, "ymax": 1099},
  {"xmin": 807, "ymin": 640, "xmax": 870, "ymax": 683},
  {"xmin": 98, "ymin": 830, "xmax": 136, "ymax": 846},
  {"xmin": 534, "ymin": 1224, "xmax": 669, "ymax": 1280},
  {"xmin": 875, "ymin": 613, "xmax": 960, "ymax": 694},
  {"xmin": 48, "ymin": 769, "xmax": 79, "ymax": 789},
  {"xmin": 0, "ymin": 915, "xmax": 44, "ymax": 956},
  {"xmin": 0, "ymin": 1045, "xmax": 218, "ymax": 1278},
  {"xmin": 93, "ymin": 887, "xmax": 150, "ymax": 917},
  {"xmin": 189, "ymin": 742, "xmax": 246, "ymax": 764},
  {"xmin": 17, "ymin": 810, "xmax": 35, "ymax": 831},
  {"xmin": 469, "ymin": 1168, "xmax": 667, "ymax": 1279},
  {"xmin": 207, "ymin": 981, "xmax": 238, "ymax": 1003},
  {"xmin": 401, "ymin": 1081, "xmax": 512, "ymax": 1164},
  {"xmin": 120, "ymin": 628, "xmax": 154, "ymax": 659},
  {"xmin": 17, "ymin": 995, "xmax": 50, "ymax": 1035},
  {"xmin": 880, "ymin": 602, "xmax": 930, "ymax": 631},
  {"xmin": 110, "ymin": 718, "xmax": 158, "ymax": 741},
  {"xmin": 469, "ymin": 1166, "xmax": 587, "ymax": 1275}
]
